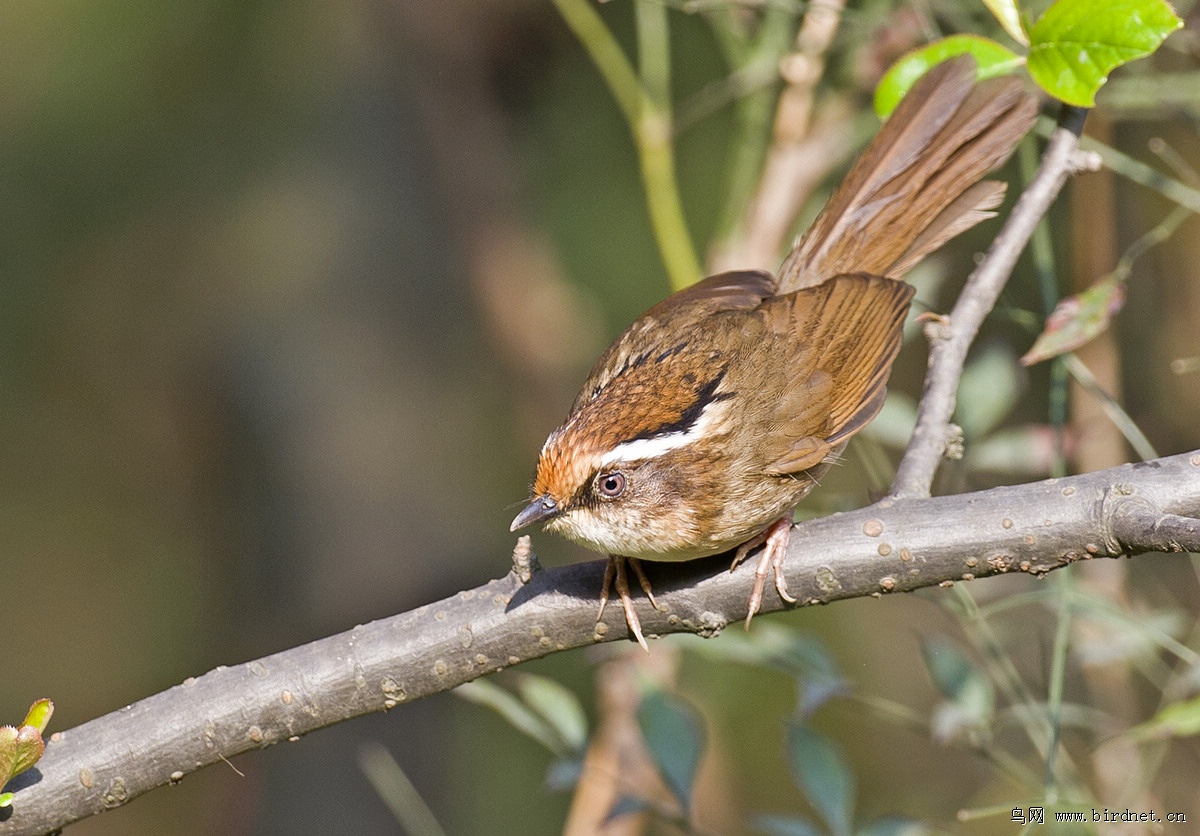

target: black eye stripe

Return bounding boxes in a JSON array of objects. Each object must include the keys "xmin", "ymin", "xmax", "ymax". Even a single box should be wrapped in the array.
[{"xmin": 630, "ymin": 368, "xmax": 731, "ymax": 443}]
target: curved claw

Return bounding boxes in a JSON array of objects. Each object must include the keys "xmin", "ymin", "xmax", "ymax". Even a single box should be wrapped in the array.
[
  {"xmin": 742, "ymin": 517, "xmax": 796, "ymax": 629},
  {"xmin": 597, "ymin": 556, "xmax": 660, "ymax": 652}
]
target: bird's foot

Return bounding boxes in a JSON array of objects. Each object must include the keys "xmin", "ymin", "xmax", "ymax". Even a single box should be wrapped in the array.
[
  {"xmin": 598, "ymin": 556, "xmax": 663, "ymax": 652},
  {"xmin": 732, "ymin": 517, "xmax": 796, "ymax": 628}
]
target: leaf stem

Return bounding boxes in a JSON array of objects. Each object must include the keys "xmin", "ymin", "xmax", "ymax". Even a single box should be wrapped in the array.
[
  {"xmin": 553, "ymin": 0, "xmax": 701, "ymax": 290},
  {"xmin": 1042, "ymin": 570, "xmax": 1073, "ymax": 805}
]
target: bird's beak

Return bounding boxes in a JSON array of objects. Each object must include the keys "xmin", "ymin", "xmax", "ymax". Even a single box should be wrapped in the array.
[{"xmin": 510, "ymin": 495, "xmax": 561, "ymax": 532}]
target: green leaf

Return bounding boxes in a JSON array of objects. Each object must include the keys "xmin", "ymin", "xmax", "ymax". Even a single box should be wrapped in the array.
[
  {"xmin": 516, "ymin": 674, "xmax": 588, "ymax": 754},
  {"xmin": 686, "ymin": 626, "xmax": 849, "ymax": 715},
  {"xmin": 956, "ymin": 341, "xmax": 1023, "ymax": 439},
  {"xmin": 781, "ymin": 635, "xmax": 849, "ymax": 717},
  {"xmin": 685, "ymin": 623, "xmax": 844, "ymax": 679},
  {"xmin": 786, "ymin": 724, "xmax": 855, "ymax": 836},
  {"xmin": 637, "ymin": 689, "xmax": 705, "ymax": 810},
  {"xmin": 920, "ymin": 637, "xmax": 995, "ymax": 745},
  {"xmin": 1129, "ymin": 694, "xmax": 1200, "ymax": 741},
  {"xmin": 455, "ymin": 680, "xmax": 567, "ymax": 757},
  {"xmin": 1027, "ymin": 0, "xmax": 1182, "ymax": 106},
  {"xmin": 22, "ymin": 700, "xmax": 53, "ymax": 736},
  {"xmin": 875, "ymin": 36, "xmax": 1023, "ymax": 117},
  {"xmin": 920, "ymin": 636, "xmax": 979, "ymax": 700},
  {"xmin": 459, "ymin": 677, "xmax": 587, "ymax": 759},
  {"xmin": 0, "ymin": 791, "xmax": 12, "ymax": 808},
  {"xmin": 1021, "ymin": 275, "xmax": 1125, "ymax": 365},
  {"xmin": 984, "ymin": 0, "xmax": 1029, "ymax": 46}
]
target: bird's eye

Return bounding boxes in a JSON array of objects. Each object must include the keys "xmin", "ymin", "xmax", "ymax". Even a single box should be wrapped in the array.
[{"xmin": 596, "ymin": 471, "xmax": 626, "ymax": 498}]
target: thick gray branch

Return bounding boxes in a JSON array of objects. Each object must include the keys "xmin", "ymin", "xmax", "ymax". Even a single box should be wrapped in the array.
[
  {"xmin": 891, "ymin": 106, "xmax": 1093, "ymax": 498},
  {"xmin": 3, "ymin": 450, "xmax": 1199, "ymax": 835}
]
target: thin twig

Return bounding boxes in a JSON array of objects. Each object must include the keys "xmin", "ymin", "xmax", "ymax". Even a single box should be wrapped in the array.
[
  {"xmin": 551, "ymin": 0, "xmax": 702, "ymax": 289},
  {"xmin": 1077, "ymin": 128, "xmax": 1200, "ymax": 214},
  {"xmin": 634, "ymin": 0, "xmax": 703, "ymax": 289},
  {"xmin": 890, "ymin": 105, "xmax": 1092, "ymax": 498},
  {"xmin": 1063, "ymin": 353, "xmax": 1159, "ymax": 461},
  {"xmin": 709, "ymin": 0, "xmax": 853, "ymax": 273}
]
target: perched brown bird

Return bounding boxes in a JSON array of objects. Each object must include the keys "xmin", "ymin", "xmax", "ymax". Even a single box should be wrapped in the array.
[{"xmin": 512, "ymin": 56, "xmax": 1038, "ymax": 649}]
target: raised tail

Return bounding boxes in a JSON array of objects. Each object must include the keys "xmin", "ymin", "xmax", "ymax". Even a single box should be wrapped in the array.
[{"xmin": 775, "ymin": 55, "xmax": 1038, "ymax": 294}]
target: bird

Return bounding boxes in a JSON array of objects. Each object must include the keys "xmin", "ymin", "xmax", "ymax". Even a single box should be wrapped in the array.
[{"xmin": 511, "ymin": 56, "xmax": 1038, "ymax": 650}]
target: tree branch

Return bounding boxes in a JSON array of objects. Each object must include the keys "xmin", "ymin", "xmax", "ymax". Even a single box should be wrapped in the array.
[
  {"xmin": 0, "ymin": 59, "xmax": 1178, "ymax": 836},
  {"xmin": 3, "ymin": 450, "xmax": 1199, "ymax": 834},
  {"xmin": 891, "ymin": 105, "xmax": 1097, "ymax": 498}
]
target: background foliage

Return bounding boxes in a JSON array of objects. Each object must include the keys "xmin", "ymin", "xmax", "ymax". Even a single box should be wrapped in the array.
[{"xmin": 2, "ymin": 0, "xmax": 1199, "ymax": 833}]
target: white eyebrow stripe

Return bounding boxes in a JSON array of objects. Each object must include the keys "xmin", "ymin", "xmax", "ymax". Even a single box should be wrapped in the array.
[
  {"xmin": 598, "ymin": 398, "xmax": 730, "ymax": 467},
  {"xmin": 599, "ymin": 432, "xmax": 693, "ymax": 466}
]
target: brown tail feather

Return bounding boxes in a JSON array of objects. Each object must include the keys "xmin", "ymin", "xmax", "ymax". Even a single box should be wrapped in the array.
[
  {"xmin": 775, "ymin": 55, "xmax": 1038, "ymax": 293},
  {"xmin": 758, "ymin": 273, "xmax": 914, "ymax": 475}
]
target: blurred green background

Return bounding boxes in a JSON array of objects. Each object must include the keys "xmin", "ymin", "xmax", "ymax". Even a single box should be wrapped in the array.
[{"xmin": 3, "ymin": 0, "xmax": 1200, "ymax": 833}]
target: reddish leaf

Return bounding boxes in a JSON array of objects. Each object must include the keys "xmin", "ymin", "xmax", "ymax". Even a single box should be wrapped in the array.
[
  {"xmin": 0, "ymin": 726, "xmax": 17, "ymax": 784},
  {"xmin": 1021, "ymin": 276, "xmax": 1125, "ymax": 366},
  {"xmin": 11, "ymin": 726, "xmax": 45, "ymax": 776},
  {"xmin": 0, "ymin": 701, "xmax": 54, "ymax": 790}
]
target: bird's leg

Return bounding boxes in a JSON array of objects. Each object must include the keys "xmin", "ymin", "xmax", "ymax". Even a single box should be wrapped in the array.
[
  {"xmin": 627, "ymin": 557, "xmax": 660, "ymax": 610},
  {"xmin": 597, "ymin": 556, "xmax": 662, "ymax": 652},
  {"xmin": 734, "ymin": 517, "xmax": 797, "ymax": 628},
  {"xmin": 731, "ymin": 528, "xmax": 769, "ymax": 571},
  {"xmin": 597, "ymin": 556, "xmax": 616, "ymax": 619}
]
